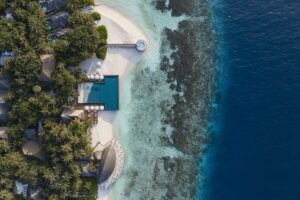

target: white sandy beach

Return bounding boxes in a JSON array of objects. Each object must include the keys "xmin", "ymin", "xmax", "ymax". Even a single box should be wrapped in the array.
[{"xmin": 80, "ymin": 4, "xmax": 147, "ymax": 200}]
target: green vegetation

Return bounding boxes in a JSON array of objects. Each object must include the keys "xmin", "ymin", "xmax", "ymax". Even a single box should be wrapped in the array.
[
  {"xmin": 0, "ymin": 1, "xmax": 108, "ymax": 199},
  {"xmin": 96, "ymin": 25, "xmax": 108, "ymax": 59},
  {"xmin": 90, "ymin": 12, "xmax": 101, "ymax": 21},
  {"xmin": 96, "ymin": 47, "xmax": 107, "ymax": 60},
  {"xmin": 0, "ymin": 0, "xmax": 7, "ymax": 15},
  {"xmin": 78, "ymin": 177, "xmax": 98, "ymax": 200},
  {"xmin": 65, "ymin": 0, "xmax": 94, "ymax": 12},
  {"xmin": 55, "ymin": 11, "xmax": 100, "ymax": 65}
]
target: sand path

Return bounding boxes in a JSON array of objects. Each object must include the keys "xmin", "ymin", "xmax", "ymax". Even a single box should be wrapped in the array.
[{"xmin": 80, "ymin": 5, "xmax": 147, "ymax": 200}]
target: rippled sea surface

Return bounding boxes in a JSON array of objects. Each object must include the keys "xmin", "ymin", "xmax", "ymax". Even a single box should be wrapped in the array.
[{"xmin": 205, "ymin": 1, "xmax": 300, "ymax": 200}]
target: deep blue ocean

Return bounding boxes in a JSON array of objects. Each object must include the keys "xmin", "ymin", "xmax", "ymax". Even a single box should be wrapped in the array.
[{"xmin": 205, "ymin": 1, "xmax": 300, "ymax": 200}]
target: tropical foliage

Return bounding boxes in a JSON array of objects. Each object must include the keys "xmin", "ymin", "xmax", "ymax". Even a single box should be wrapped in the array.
[{"xmin": 0, "ymin": 0, "xmax": 105, "ymax": 199}]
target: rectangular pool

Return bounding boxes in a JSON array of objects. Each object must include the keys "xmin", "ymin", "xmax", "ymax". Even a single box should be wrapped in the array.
[{"xmin": 78, "ymin": 76, "xmax": 119, "ymax": 110}]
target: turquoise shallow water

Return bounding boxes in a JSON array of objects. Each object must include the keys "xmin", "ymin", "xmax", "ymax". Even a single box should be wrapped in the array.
[
  {"xmin": 86, "ymin": 76, "xmax": 119, "ymax": 110},
  {"xmin": 95, "ymin": 0, "xmax": 215, "ymax": 199}
]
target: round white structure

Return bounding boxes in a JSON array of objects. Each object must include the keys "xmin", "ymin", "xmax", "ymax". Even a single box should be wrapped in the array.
[
  {"xmin": 84, "ymin": 106, "xmax": 90, "ymax": 111},
  {"xmin": 100, "ymin": 75, "xmax": 104, "ymax": 80},
  {"xmin": 95, "ymin": 106, "xmax": 100, "ymax": 111},
  {"xmin": 136, "ymin": 40, "xmax": 147, "ymax": 52},
  {"xmin": 100, "ymin": 105, "xmax": 105, "ymax": 111},
  {"xmin": 90, "ymin": 75, "xmax": 95, "ymax": 80},
  {"xmin": 95, "ymin": 74, "xmax": 100, "ymax": 80},
  {"xmin": 90, "ymin": 106, "xmax": 95, "ymax": 111},
  {"xmin": 96, "ymin": 61, "xmax": 102, "ymax": 67}
]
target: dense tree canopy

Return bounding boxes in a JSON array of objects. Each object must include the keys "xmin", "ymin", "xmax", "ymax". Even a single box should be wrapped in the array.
[
  {"xmin": 2, "ymin": 52, "xmax": 42, "ymax": 90},
  {"xmin": 52, "ymin": 64, "xmax": 77, "ymax": 99},
  {"xmin": 65, "ymin": 0, "xmax": 94, "ymax": 12},
  {"xmin": 54, "ymin": 12, "xmax": 100, "ymax": 66},
  {"xmin": 0, "ymin": 0, "xmax": 7, "ymax": 15},
  {"xmin": 0, "ymin": 0, "xmax": 104, "ymax": 199},
  {"xmin": 12, "ymin": 0, "xmax": 48, "ymax": 53}
]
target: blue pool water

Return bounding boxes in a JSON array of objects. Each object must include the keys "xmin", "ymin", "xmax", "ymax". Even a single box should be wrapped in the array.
[
  {"xmin": 86, "ymin": 76, "xmax": 119, "ymax": 110},
  {"xmin": 206, "ymin": 1, "xmax": 300, "ymax": 200}
]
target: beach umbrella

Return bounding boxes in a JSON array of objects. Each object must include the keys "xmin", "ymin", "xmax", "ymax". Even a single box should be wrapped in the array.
[
  {"xmin": 96, "ymin": 69, "xmax": 101, "ymax": 74},
  {"xmin": 95, "ymin": 106, "xmax": 100, "ymax": 111},
  {"xmin": 90, "ymin": 75, "xmax": 95, "ymax": 80},
  {"xmin": 95, "ymin": 74, "xmax": 100, "ymax": 80},
  {"xmin": 100, "ymin": 75, "xmax": 104, "ymax": 80},
  {"xmin": 96, "ymin": 61, "xmax": 102, "ymax": 67},
  {"xmin": 90, "ymin": 106, "xmax": 95, "ymax": 110},
  {"xmin": 100, "ymin": 105, "xmax": 105, "ymax": 111},
  {"xmin": 85, "ymin": 106, "xmax": 90, "ymax": 111}
]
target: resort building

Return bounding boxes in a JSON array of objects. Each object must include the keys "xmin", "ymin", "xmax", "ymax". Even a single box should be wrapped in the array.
[
  {"xmin": 22, "ymin": 141, "xmax": 44, "ymax": 160},
  {"xmin": 5, "ymin": 9, "xmax": 14, "ymax": 20},
  {"xmin": 25, "ymin": 128, "xmax": 38, "ymax": 141},
  {"xmin": 14, "ymin": 181, "xmax": 43, "ymax": 200},
  {"xmin": 39, "ymin": 0, "xmax": 65, "ymax": 13},
  {"xmin": 0, "ymin": 127, "xmax": 8, "ymax": 140},
  {"xmin": 28, "ymin": 187, "xmax": 43, "ymax": 200},
  {"xmin": 78, "ymin": 75, "xmax": 119, "ymax": 111},
  {"xmin": 0, "ymin": 51, "xmax": 14, "ymax": 66},
  {"xmin": 47, "ymin": 11, "xmax": 69, "ymax": 30},
  {"xmin": 80, "ymin": 161, "xmax": 97, "ymax": 177},
  {"xmin": 13, "ymin": 181, "xmax": 28, "ymax": 199},
  {"xmin": 40, "ymin": 54, "xmax": 56, "ymax": 82},
  {"xmin": 0, "ymin": 91, "xmax": 8, "ymax": 122},
  {"xmin": 61, "ymin": 109, "xmax": 85, "ymax": 122},
  {"xmin": 22, "ymin": 129, "xmax": 44, "ymax": 160},
  {"xmin": 0, "ymin": 77, "xmax": 10, "ymax": 90},
  {"xmin": 97, "ymin": 145, "xmax": 116, "ymax": 185},
  {"xmin": 48, "ymin": 28, "xmax": 69, "ymax": 41}
]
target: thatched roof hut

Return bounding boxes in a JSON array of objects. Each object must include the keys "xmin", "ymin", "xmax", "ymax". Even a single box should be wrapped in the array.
[
  {"xmin": 22, "ymin": 141, "xmax": 44, "ymax": 160},
  {"xmin": 97, "ymin": 145, "xmax": 116, "ymax": 184},
  {"xmin": 0, "ymin": 127, "xmax": 8, "ymax": 140},
  {"xmin": 40, "ymin": 54, "xmax": 56, "ymax": 82}
]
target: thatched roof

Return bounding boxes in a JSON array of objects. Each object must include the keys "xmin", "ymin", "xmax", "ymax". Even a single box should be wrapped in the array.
[
  {"xmin": 61, "ymin": 109, "xmax": 84, "ymax": 122},
  {"xmin": 93, "ymin": 151, "xmax": 102, "ymax": 161},
  {"xmin": 22, "ymin": 141, "xmax": 44, "ymax": 160},
  {"xmin": 40, "ymin": 54, "xmax": 56, "ymax": 82},
  {"xmin": 0, "ymin": 127, "xmax": 8, "ymax": 139},
  {"xmin": 29, "ymin": 187, "xmax": 43, "ymax": 200},
  {"xmin": 97, "ymin": 145, "xmax": 116, "ymax": 184}
]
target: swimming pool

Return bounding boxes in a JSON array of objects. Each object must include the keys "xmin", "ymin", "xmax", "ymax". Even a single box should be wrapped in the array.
[{"xmin": 78, "ymin": 76, "xmax": 119, "ymax": 110}]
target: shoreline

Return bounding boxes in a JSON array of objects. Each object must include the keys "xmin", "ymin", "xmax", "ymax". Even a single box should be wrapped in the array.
[
  {"xmin": 80, "ymin": 4, "xmax": 148, "ymax": 200},
  {"xmin": 90, "ymin": 0, "xmax": 216, "ymax": 199}
]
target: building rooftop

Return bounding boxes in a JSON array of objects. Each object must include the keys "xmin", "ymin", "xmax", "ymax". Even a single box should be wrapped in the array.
[
  {"xmin": 78, "ymin": 76, "xmax": 119, "ymax": 110},
  {"xmin": 47, "ymin": 11, "xmax": 69, "ymax": 30},
  {"xmin": 0, "ymin": 104, "xmax": 8, "ymax": 122},
  {"xmin": 0, "ymin": 127, "xmax": 8, "ymax": 140},
  {"xmin": 0, "ymin": 51, "xmax": 14, "ymax": 66},
  {"xmin": 24, "ymin": 129, "xmax": 37, "ymax": 141},
  {"xmin": 40, "ymin": 54, "xmax": 56, "ymax": 81},
  {"xmin": 39, "ymin": 0, "xmax": 65, "ymax": 13},
  {"xmin": 0, "ymin": 77, "xmax": 10, "ymax": 90},
  {"xmin": 97, "ymin": 145, "xmax": 116, "ymax": 184},
  {"xmin": 22, "ymin": 141, "xmax": 44, "ymax": 160}
]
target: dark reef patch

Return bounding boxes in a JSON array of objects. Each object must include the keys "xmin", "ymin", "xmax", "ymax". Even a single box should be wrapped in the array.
[{"xmin": 155, "ymin": 0, "xmax": 217, "ymax": 199}]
